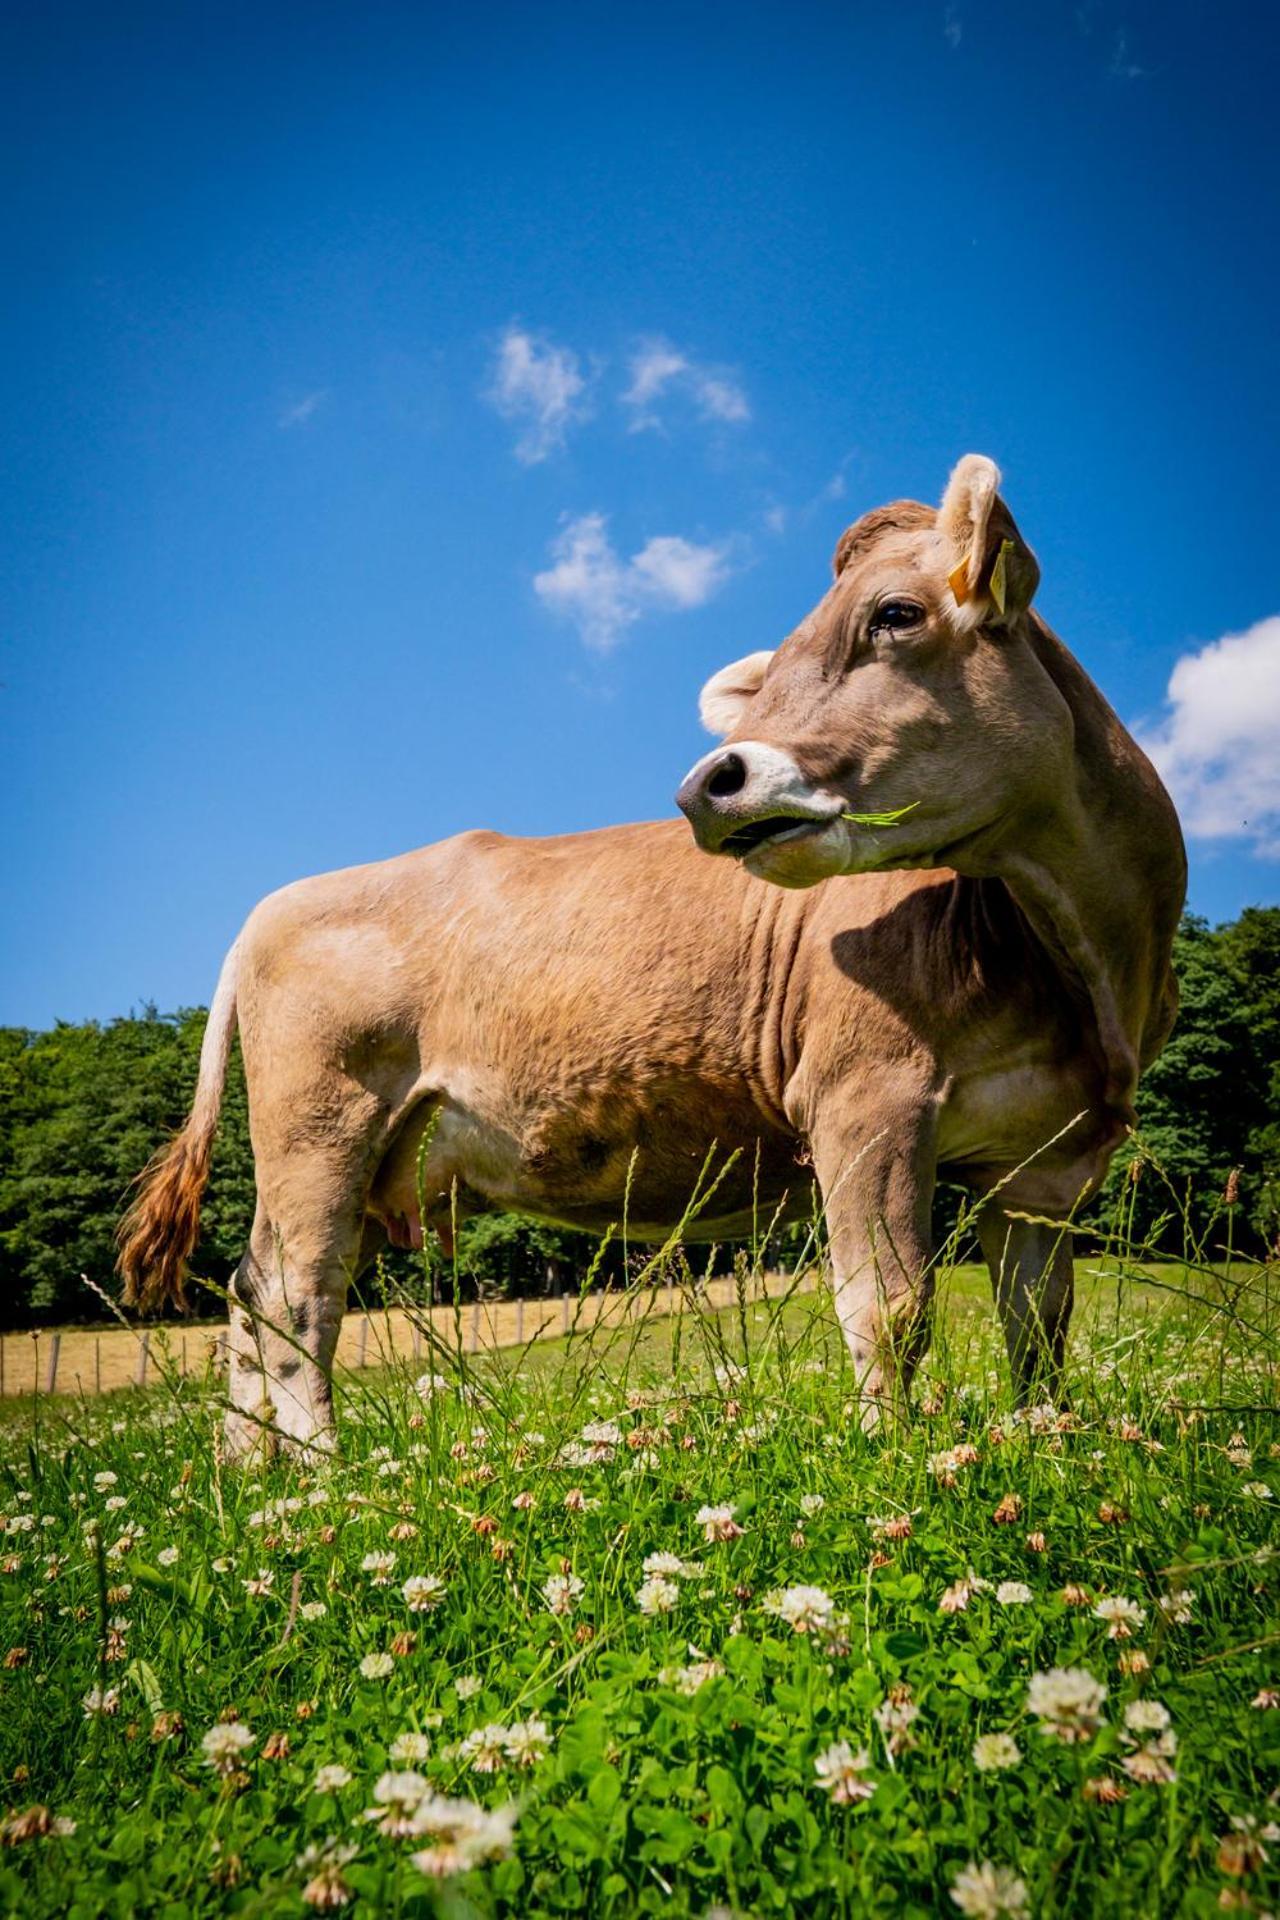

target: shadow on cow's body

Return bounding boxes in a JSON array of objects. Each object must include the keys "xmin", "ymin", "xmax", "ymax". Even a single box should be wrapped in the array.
[{"xmin": 119, "ymin": 456, "xmax": 1186, "ymax": 1458}]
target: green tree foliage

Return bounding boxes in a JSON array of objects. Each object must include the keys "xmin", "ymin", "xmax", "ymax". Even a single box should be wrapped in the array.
[
  {"xmin": 0, "ymin": 1010, "xmax": 255, "ymax": 1328},
  {"xmin": 1106, "ymin": 909, "xmax": 1280, "ymax": 1251},
  {"xmin": 1, "ymin": 908, "xmax": 1276, "ymax": 1327}
]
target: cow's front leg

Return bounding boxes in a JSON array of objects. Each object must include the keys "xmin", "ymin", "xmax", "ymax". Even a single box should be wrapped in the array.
[
  {"xmin": 806, "ymin": 1085, "xmax": 938, "ymax": 1427},
  {"xmin": 975, "ymin": 1206, "xmax": 1074, "ymax": 1406}
]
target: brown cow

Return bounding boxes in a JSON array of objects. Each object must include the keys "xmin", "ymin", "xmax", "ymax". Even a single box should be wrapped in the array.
[{"xmin": 119, "ymin": 456, "xmax": 1185, "ymax": 1458}]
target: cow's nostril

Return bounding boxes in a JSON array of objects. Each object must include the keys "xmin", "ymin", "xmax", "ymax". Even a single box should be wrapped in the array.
[{"xmin": 707, "ymin": 752, "xmax": 747, "ymax": 799}]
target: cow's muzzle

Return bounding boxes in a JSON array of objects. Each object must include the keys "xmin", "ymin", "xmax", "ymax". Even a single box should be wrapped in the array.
[{"xmin": 675, "ymin": 742, "xmax": 843, "ymax": 856}]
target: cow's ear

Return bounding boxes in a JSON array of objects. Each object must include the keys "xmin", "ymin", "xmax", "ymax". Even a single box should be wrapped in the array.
[
  {"xmin": 699, "ymin": 650, "xmax": 774, "ymax": 735},
  {"xmin": 938, "ymin": 454, "xmax": 1039, "ymax": 621}
]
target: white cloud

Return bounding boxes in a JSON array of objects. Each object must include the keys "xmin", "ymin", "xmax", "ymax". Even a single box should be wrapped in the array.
[
  {"xmin": 1108, "ymin": 29, "xmax": 1146, "ymax": 78},
  {"xmin": 1134, "ymin": 614, "xmax": 1280, "ymax": 857},
  {"xmin": 629, "ymin": 534, "xmax": 728, "ymax": 609},
  {"xmin": 943, "ymin": 5, "xmax": 962, "ymax": 49},
  {"xmin": 487, "ymin": 326, "xmax": 590, "ymax": 463},
  {"xmin": 622, "ymin": 337, "xmax": 750, "ymax": 432},
  {"xmin": 534, "ymin": 512, "xmax": 730, "ymax": 652},
  {"xmin": 279, "ymin": 390, "xmax": 327, "ymax": 428}
]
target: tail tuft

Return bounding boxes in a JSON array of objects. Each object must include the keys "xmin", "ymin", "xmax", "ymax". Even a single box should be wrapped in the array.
[
  {"xmin": 116, "ymin": 938, "xmax": 240, "ymax": 1315},
  {"xmin": 117, "ymin": 1129, "xmax": 216, "ymax": 1314}
]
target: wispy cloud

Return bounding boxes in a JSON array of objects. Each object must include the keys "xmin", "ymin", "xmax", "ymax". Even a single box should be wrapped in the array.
[
  {"xmin": 533, "ymin": 512, "xmax": 730, "ymax": 652},
  {"xmin": 1107, "ymin": 28, "xmax": 1146, "ymax": 78},
  {"xmin": 278, "ymin": 390, "xmax": 328, "ymax": 428},
  {"xmin": 1134, "ymin": 614, "xmax": 1280, "ymax": 857},
  {"xmin": 622, "ymin": 337, "xmax": 750, "ymax": 432},
  {"xmin": 487, "ymin": 326, "xmax": 591, "ymax": 463},
  {"xmin": 943, "ymin": 5, "xmax": 962, "ymax": 50}
]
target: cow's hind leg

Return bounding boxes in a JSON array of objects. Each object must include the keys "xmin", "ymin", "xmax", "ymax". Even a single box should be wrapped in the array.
[
  {"xmin": 223, "ymin": 1149, "xmax": 384, "ymax": 1462},
  {"xmin": 976, "ymin": 1206, "xmax": 1074, "ymax": 1406}
]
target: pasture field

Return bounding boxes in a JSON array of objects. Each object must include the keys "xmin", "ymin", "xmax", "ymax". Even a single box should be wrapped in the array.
[{"xmin": 1, "ymin": 1254, "xmax": 1278, "ymax": 1917}]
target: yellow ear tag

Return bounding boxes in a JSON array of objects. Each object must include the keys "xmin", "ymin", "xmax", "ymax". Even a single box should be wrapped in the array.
[
  {"xmin": 988, "ymin": 539, "xmax": 1015, "ymax": 616},
  {"xmin": 948, "ymin": 557, "xmax": 972, "ymax": 605}
]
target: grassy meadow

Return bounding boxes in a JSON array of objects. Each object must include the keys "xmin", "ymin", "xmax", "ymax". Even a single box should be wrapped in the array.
[{"xmin": 1, "ymin": 1251, "xmax": 1278, "ymax": 1917}]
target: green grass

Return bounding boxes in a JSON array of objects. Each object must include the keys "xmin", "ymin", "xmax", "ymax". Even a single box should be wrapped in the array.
[{"xmin": 1, "ymin": 1253, "xmax": 1278, "ymax": 1917}]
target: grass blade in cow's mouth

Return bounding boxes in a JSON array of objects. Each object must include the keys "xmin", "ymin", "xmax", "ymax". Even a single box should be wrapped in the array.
[{"xmin": 719, "ymin": 816, "xmax": 824, "ymax": 856}]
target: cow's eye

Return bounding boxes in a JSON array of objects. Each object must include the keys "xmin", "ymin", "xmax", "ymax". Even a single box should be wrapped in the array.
[{"xmin": 871, "ymin": 598, "xmax": 926, "ymax": 635}]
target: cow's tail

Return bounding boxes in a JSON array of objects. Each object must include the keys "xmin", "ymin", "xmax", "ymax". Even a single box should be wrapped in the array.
[{"xmin": 117, "ymin": 941, "xmax": 241, "ymax": 1314}]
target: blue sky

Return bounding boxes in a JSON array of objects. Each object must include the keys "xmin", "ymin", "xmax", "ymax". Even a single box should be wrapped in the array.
[{"xmin": 3, "ymin": 0, "xmax": 1277, "ymax": 1028}]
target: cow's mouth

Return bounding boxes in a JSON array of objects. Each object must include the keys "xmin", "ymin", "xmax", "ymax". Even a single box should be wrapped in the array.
[{"xmin": 719, "ymin": 815, "xmax": 829, "ymax": 857}]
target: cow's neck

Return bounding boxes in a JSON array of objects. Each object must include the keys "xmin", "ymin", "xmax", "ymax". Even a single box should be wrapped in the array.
[{"xmin": 973, "ymin": 619, "xmax": 1185, "ymax": 1122}]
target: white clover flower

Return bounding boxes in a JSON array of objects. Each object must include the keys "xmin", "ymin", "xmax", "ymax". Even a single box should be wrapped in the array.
[
  {"xmin": 389, "ymin": 1731, "xmax": 432, "ymax": 1765},
  {"xmin": 874, "ymin": 1698, "xmax": 920, "ymax": 1752},
  {"xmin": 415, "ymin": 1372, "xmax": 451, "ymax": 1399},
  {"xmin": 972, "ymin": 1733, "xmax": 1021, "ymax": 1772},
  {"xmin": 1093, "ymin": 1595, "xmax": 1147, "ymax": 1639},
  {"xmin": 580, "ymin": 1420, "xmax": 622, "ymax": 1448},
  {"xmin": 365, "ymin": 1770, "xmax": 430, "ymax": 1835},
  {"xmin": 156, "ymin": 1546, "xmax": 179, "ymax": 1568},
  {"xmin": 92, "ymin": 1472, "xmax": 118, "ymax": 1491},
  {"xmin": 659, "ymin": 1657, "xmax": 724, "ymax": 1694},
  {"xmin": 358, "ymin": 1652, "xmax": 395, "ymax": 1680},
  {"xmin": 1123, "ymin": 1699, "xmax": 1171, "ymax": 1735},
  {"xmin": 636, "ymin": 1576, "xmax": 680, "ymax": 1616},
  {"xmin": 362, "ymin": 1551, "xmax": 397, "ymax": 1585},
  {"xmin": 200, "ymin": 1721, "xmax": 254, "ymax": 1775},
  {"xmin": 408, "ymin": 1792, "xmax": 518, "ymax": 1878},
  {"xmin": 695, "ymin": 1504, "xmax": 744, "ymax": 1543},
  {"xmin": 762, "ymin": 1584, "xmax": 837, "ymax": 1634},
  {"xmin": 995, "ymin": 1581, "xmax": 1034, "ymax": 1606},
  {"xmin": 1157, "ymin": 1589, "xmax": 1194, "ymax": 1624},
  {"xmin": 950, "ymin": 1859, "xmax": 1030, "ymax": 1919},
  {"xmin": 641, "ymin": 1550, "xmax": 687, "ymax": 1580},
  {"xmin": 938, "ymin": 1567, "xmax": 991, "ymax": 1614},
  {"xmin": 457, "ymin": 1723, "xmax": 509, "ymax": 1774},
  {"xmin": 454, "ymin": 1674, "xmax": 483, "ymax": 1700},
  {"xmin": 503, "ymin": 1718, "xmax": 551, "ymax": 1768},
  {"xmin": 403, "ymin": 1574, "xmax": 447, "ymax": 1613},
  {"xmin": 300, "ymin": 1600, "xmax": 328, "ymax": 1622},
  {"xmin": 103, "ymin": 1496, "xmax": 128, "ymax": 1513},
  {"xmin": 813, "ymin": 1741, "xmax": 876, "ymax": 1804},
  {"xmin": 1027, "ymin": 1667, "xmax": 1107, "ymax": 1743},
  {"xmin": 799, "ymin": 1492, "xmax": 825, "ymax": 1517},
  {"xmin": 541, "ymin": 1572, "xmax": 584, "ymax": 1616},
  {"xmin": 297, "ymin": 1838, "xmax": 357, "ymax": 1908},
  {"xmin": 243, "ymin": 1570, "xmax": 275, "ymax": 1597},
  {"xmin": 1241, "ymin": 1481, "xmax": 1273, "ymax": 1499},
  {"xmin": 312, "ymin": 1763, "xmax": 353, "ymax": 1793},
  {"xmin": 82, "ymin": 1685, "xmax": 120, "ymax": 1718},
  {"xmin": 1121, "ymin": 1742, "xmax": 1178, "ymax": 1785}
]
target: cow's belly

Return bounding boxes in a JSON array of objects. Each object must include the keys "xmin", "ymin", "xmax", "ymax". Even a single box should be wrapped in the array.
[
  {"xmin": 936, "ymin": 1054, "xmax": 1122, "ymax": 1205},
  {"xmin": 369, "ymin": 1079, "xmax": 815, "ymax": 1247}
]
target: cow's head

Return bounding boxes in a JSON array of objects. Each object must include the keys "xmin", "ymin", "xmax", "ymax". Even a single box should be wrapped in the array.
[{"xmin": 676, "ymin": 455, "xmax": 1073, "ymax": 888}]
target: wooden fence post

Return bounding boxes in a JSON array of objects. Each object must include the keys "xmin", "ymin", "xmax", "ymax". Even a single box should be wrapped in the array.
[
  {"xmin": 468, "ymin": 1301, "xmax": 480, "ymax": 1354},
  {"xmin": 561, "ymin": 1291, "xmax": 570, "ymax": 1337},
  {"xmin": 135, "ymin": 1331, "xmax": 150, "ymax": 1389},
  {"xmin": 43, "ymin": 1333, "xmax": 61, "ymax": 1397},
  {"xmin": 357, "ymin": 1317, "xmax": 370, "ymax": 1368},
  {"xmin": 94, "ymin": 1337, "xmax": 101, "ymax": 1396},
  {"xmin": 515, "ymin": 1298, "xmax": 524, "ymax": 1345}
]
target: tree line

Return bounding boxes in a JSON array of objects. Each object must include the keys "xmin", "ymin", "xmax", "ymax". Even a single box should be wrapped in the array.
[{"xmin": 1, "ymin": 908, "xmax": 1276, "ymax": 1329}]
